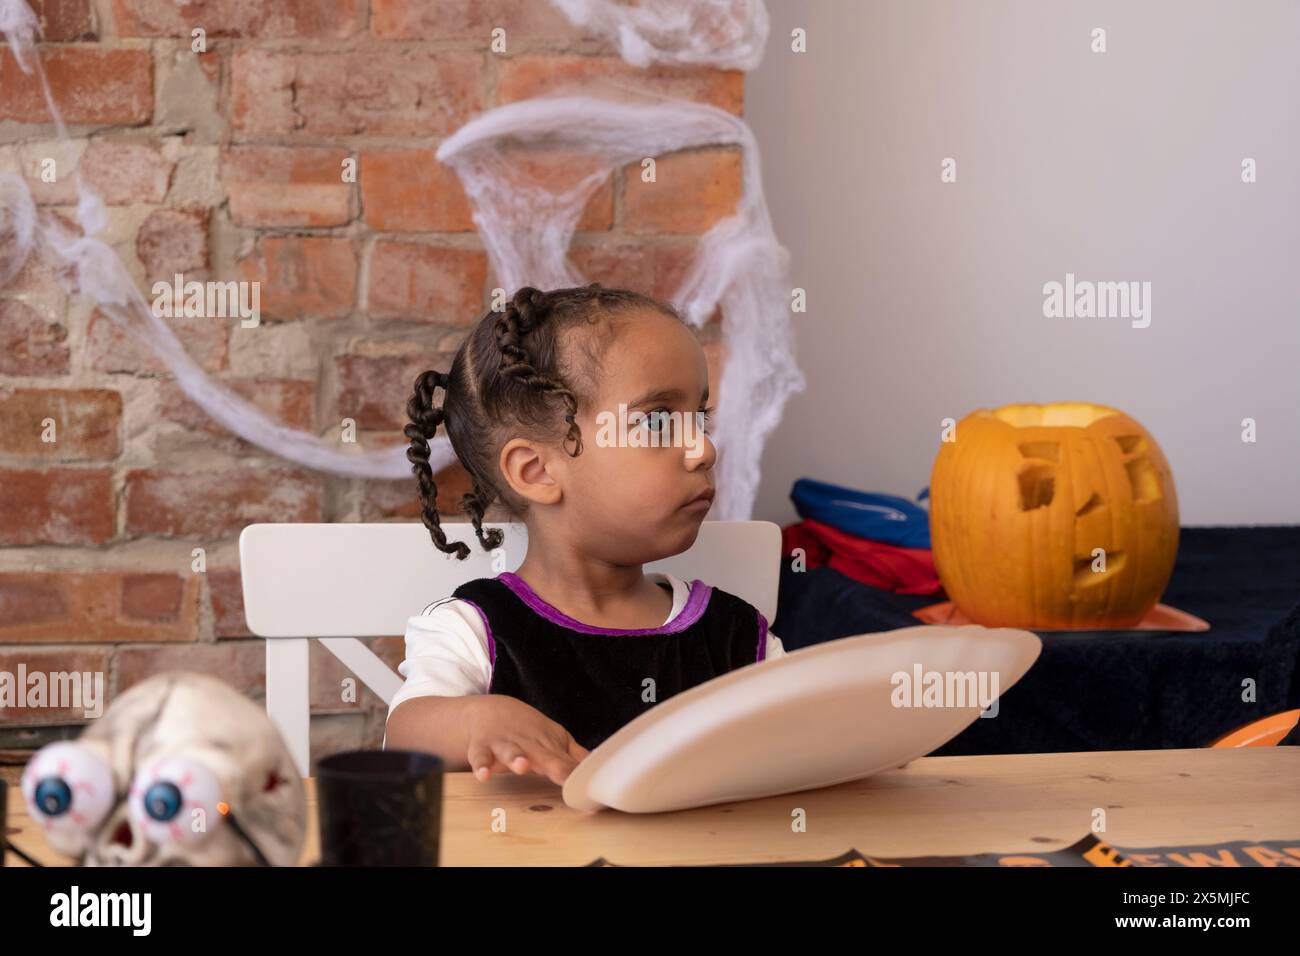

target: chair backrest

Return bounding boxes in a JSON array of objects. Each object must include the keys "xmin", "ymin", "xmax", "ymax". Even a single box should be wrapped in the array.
[
  {"xmin": 238, "ymin": 520, "xmax": 783, "ymax": 776},
  {"xmin": 240, "ymin": 520, "xmax": 782, "ymax": 637}
]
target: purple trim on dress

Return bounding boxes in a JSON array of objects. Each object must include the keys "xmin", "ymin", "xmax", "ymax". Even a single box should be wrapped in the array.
[
  {"xmin": 756, "ymin": 611, "xmax": 769, "ymax": 662},
  {"xmin": 458, "ymin": 598, "xmax": 496, "ymax": 692},
  {"xmin": 496, "ymin": 571, "xmax": 712, "ymax": 635}
]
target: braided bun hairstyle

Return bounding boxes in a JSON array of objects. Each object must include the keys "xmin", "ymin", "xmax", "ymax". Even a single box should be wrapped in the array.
[{"xmin": 404, "ymin": 283, "xmax": 684, "ymax": 559}]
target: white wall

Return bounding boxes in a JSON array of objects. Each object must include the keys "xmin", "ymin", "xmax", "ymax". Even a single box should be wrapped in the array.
[{"xmin": 745, "ymin": 0, "xmax": 1300, "ymax": 526}]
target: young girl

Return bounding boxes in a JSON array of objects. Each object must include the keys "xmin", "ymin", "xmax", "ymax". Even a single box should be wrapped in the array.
[{"xmin": 384, "ymin": 283, "xmax": 786, "ymax": 786}]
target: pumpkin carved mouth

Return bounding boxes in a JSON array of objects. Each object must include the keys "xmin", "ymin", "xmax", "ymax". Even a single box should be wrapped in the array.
[
  {"xmin": 1017, "ymin": 464, "xmax": 1056, "ymax": 511},
  {"xmin": 1076, "ymin": 492, "xmax": 1103, "ymax": 517},
  {"xmin": 1074, "ymin": 550, "xmax": 1126, "ymax": 586}
]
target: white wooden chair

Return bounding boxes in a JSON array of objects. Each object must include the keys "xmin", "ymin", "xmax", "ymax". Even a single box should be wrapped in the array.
[{"xmin": 238, "ymin": 521, "xmax": 782, "ymax": 776}]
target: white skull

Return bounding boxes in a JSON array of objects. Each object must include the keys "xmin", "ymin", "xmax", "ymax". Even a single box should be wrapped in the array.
[{"xmin": 21, "ymin": 672, "xmax": 306, "ymax": 866}]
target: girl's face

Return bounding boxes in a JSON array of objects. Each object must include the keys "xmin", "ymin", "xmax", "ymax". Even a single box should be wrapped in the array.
[{"xmin": 554, "ymin": 309, "xmax": 718, "ymax": 565}]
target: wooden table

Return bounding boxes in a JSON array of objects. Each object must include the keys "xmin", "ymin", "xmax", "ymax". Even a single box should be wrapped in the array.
[{"xmin": 5, "ymin": 748, "xmax": 1298, "ymax": 866}]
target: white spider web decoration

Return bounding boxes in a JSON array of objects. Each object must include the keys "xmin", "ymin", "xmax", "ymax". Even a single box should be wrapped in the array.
[
  {"xmin": 0, "ymin": 0, "xmax": 802, "ymax": 517},
  {"xmin": 548, "ymin": 0, "xmax": 770, "ymax": 70},
  {"xmin": 437, "ymin": 93, "xmax": 804, "ymax": 519}
]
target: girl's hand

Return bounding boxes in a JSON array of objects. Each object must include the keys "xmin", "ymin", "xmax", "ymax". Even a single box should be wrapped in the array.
[{"xmin": 465, "ymin": 694, "xmax": 590, "ymax": 786}]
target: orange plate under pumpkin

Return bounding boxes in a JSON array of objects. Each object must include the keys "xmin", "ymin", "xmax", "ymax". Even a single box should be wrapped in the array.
[{"xmin": 912, "ymin": 601, "xmax": 1209, "ymax": 632}]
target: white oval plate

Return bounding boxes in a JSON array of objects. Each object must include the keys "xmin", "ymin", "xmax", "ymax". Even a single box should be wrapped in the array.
[{"xmin": 562, "ymin": 624, "xmax": 1043, "ymax": 813}]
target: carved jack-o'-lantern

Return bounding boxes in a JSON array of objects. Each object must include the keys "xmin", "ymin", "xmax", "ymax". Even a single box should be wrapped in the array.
[{"xmin": 928, "ymin": 402, "xmax": 1179, "ymax": 628}]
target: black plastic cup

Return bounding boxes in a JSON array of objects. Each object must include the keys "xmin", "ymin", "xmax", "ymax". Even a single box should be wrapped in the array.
[{"xmin": 316, "ymin": 750, "xmax": 444, "ymax": 866}]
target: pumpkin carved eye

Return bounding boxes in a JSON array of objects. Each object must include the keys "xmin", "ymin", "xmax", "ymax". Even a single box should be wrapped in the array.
[
  {"xmin": 1015, "ymin": 441, "xmax": 1060, "ymax": 511},
  {"xmin": 1125, "ymin": 457, "xmax": 1162, "ymax": 502},
  {"xmin": 1113, "ymin": 433, "xmax": 1162, "ymax": 503},
  {"xmin": 1114, "ymin": 434, "xmax": 1144, "ymax": 454},
  {"xmin": 1017, "ymin": 465, "xmax": 1055, "ymax": 510}
]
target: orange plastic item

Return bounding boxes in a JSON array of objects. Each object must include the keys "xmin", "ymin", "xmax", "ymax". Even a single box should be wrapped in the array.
[
  {"xmin": 912, "ymin": 601, "xmax": 1209, "ymax": 632},
  {"xmin": 1209, "ymin": 709, "xmax": 1300, "ymax": 748}
]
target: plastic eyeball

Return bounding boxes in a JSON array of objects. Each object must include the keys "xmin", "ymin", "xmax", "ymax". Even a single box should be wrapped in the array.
[
  {"xmin": 128, "ymin": 755, "xmax": 224, "ymax": 846},
  {"xmin": 20, "ymin": 741, "xmax": 117, "ymax": 853}
]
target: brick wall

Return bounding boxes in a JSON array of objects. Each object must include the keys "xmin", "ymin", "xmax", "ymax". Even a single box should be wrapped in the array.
[{"xmin": 0, "ymin": 0, "xmax": 742, "ymax": 763}]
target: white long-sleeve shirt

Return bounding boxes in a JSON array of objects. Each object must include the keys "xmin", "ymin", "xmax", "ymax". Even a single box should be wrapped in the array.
[{"xmin": 387, "ymin": 571, "xmax": 785, "ymax": 719}]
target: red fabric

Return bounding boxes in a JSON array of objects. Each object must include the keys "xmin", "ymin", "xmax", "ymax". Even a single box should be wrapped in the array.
[{"xmin": 782, "ymin": 519, "xmax": 942, "ymax": 596}]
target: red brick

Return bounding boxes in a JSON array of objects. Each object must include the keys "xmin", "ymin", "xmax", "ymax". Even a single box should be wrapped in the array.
[
  {"xmin": 623, "ymin": 148, "xmax": 742, "ymax": 235},
  {"xmin": 0, "ymin": 575, "xmax": 69, "ymax": 628},
  {"xmin": 533, "ymin": 152, "xmax": 614, "ymax": 231},
  {"xmin": 17, "ymin": 148, "xmax": 80, "ymax": 205},
  {"xmin": 80, "ymin": 142, "xmax": 174, "ymax": 205},
  {"xmin": 0, "ymin": 468, "xmax": 114, "ymax": 546},
  {"xmin": 371, "ymin": 0, "xmax": 597, "ymax": 46},
  {"xmin": 309, "ymin": 713, "xmax": 368, "ymax": 768},
  {"xmin": 238, "ymin": 236, "xmax": 356, "ymax": 321},
  {"xmin": 120, "ymin": 572, "xmax": 184, "ymax": 622},
  {"xmin": 359, "ymin": 431, "xmax": 409, "ymax": 451},
  {"xmin": 567, "ymin": 238, "xmax": 654, "ymax": 293},
  {"xmin": 361, "ymin": 477, "xmax": 422, "ymax": 520},
  {"xmin": 446, "ymin": 151, "xmax": 613, "ymax": 235},
  {"xmin": 360, "ymin": 150, "xmax": 472, "ymax": 233},
  {"xmin": 0, "ymin": 648, "xmax": 110, "ymax": 726},
  {"xmin": 658, "ymin": 244, "xmax": 722, "ymax": 324},
  {"xmin": 309, "ymin": 639, "xmax": 402, "ymax": 713},
  {"xmin": 637, "ymin": 241, "xmax": 700, "ymax": 301},
  {"xmin": 361, "ymin": 463, "xmax": 472, "ymax": 520},
  {"xmin": 5, "ymin": 241, "xmax": 64, "ymax": 292},
  {"xmin": 498, "ymin": 56, "xmax": 743, "ymax": 115},
  {"xmin": 136, "ymin": 208, "xmax": 209, "ymax": 279},
  {"xmin": 562, "ymin": 239, "xmax": 714, "ymax": 316},
  {"xmin": 231, "ymin": 48, "xmax": 481, "ymax": 137},
  {"xmin": 208, "ymin": 570, "xmax": 251, "ymax": 638},
  {"xmin": 28, "ymin": 0, "xmax": 97, "ymax": 42},
  {"xmin": 15, "ymin": 145, "xmax": 87, "ymax": 205},
  {"xmin": 124, "ymin": 467, "xmax": 324, "ymax": 537},
  {"xmin": 115, "ymin": 641, "xmax": 262, "ymax": 701},
  {"xmin": 0, "ymin": 300, "xmax": 70, "ymax": 376},
  {"xmin": 335, "ymin": 351, "xmax": 453, "ymax": 431},
  {"xmin": 85, "ymin": 307, "xmax": 229, "ymax": 376},
  {"xmin": 0, "ymin": 388, "xmax": 123, "ymax": 460},
  {"xmin": 158, "ymin": 378, "xmax": 315, "ymax": 438},
  {"xmin": 114, "ymin": 635, "xmax": 402, "ymax": 714},
  {"xmin": 222, "ymin": 146, "xmax": 353, "ymax": 228},
  {"xmin": 0, "ymin": 49, "xmax": 152, "ymax": 125},
  {"xmin": 518, "ymin": 235, "xmax": 720, "ymax": 323},
  {"xmin": 367, "ymin": 241, "xmax": 485, "ymax": 323},
  {"xmin": 370, "ymin": 635, "xmax": 405, "ymax": 673},
  {"xmin": 0, "ymin": 575, "xmax": 202, "ymax": 651},
  {"xmin": 371, "ymin": 0, "xmax": 559, "ymax": 39},
  {"xmin": 113, "ymin": 0, "xmax": 360, "ymax": 38},
  {"xmin": 197, "ymin": 47, "xmax": 222, "ymax": 86}
]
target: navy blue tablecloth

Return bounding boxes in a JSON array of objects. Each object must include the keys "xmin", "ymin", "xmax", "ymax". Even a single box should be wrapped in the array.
[{"xmin": 770, "ymin": 526, "xmax": 1300, "ymax": 753}]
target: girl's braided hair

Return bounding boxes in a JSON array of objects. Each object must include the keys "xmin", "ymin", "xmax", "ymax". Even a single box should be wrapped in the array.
[{"xmin": 405, "ymin": 283, "xmax": 684, "ymax": 559}]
